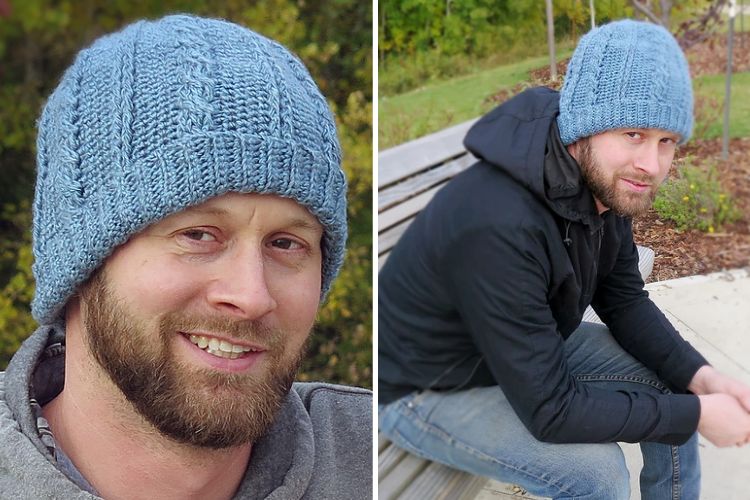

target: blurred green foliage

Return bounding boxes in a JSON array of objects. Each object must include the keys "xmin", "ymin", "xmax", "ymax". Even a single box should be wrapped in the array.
[
  {"xmin": 654, "ymin": 157, "xmax": 741, "ymax": 233},
  {"xmin": 379, "ymin": 0, "xmax": 713, "ymax": 96},
  {"xmin": 379, "ymin": 0, "xmax": 632, "ymax": 95},
  {"xmin": 0, "ymin": 0, "xmax": 372, "ymax": 388}
]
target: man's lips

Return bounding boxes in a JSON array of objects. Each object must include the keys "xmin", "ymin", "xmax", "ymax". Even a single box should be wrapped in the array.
[
  {"xmin": 621, "ymin": 177, "xmax": 651, "ymax": 192},
  {"xmin": 179, "ymin": 331, "xmax": 266, "ymax": 361},
  {"xmin": 178, "ymin": 332, "xmax": 266, "ymax": 372}
]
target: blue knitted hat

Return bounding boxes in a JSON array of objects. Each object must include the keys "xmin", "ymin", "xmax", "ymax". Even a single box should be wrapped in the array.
[
  {"xmin": 557, "ymin": 19, "xmax": 693, "ymax": 145},
  {"xmin": 31, "ymin": 15, "xmax": 347, "ymax": 324}
]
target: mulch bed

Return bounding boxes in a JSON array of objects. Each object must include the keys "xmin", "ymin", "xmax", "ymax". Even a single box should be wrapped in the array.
[
  {"xmin": 686, "ymin": 32, "xmax": 750, "ymax": 77},
  {"xmin": 633, "ymin": 137, "xmax": 750, "ymax": 282}
]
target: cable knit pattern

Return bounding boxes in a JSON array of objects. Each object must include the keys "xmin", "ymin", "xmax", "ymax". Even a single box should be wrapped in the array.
[
  {"xmin": 32, "ymin": 14, "xmax": 346, "ymax": 324},
  {"xmin": 557, "ymin": 19, "xmax": 693, "ymax": 145}
]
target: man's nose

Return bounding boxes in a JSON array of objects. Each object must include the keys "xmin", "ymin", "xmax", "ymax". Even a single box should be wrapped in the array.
[
  {"xmin": 206, "ymin": 246, "xmax": 277, "ymax": 319},
  {"xmin": 634, "ymin": 143, "xmax": 661, "ymax": 177}
]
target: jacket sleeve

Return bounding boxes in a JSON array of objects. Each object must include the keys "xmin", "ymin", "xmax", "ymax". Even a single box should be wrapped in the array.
[
  {"xmin": 444, "ymin": 222, "xmax": 699, "ymax": 445},
  {"xmin": 591, "ymin": 218, "xmax": 709, "ymax": 391}
]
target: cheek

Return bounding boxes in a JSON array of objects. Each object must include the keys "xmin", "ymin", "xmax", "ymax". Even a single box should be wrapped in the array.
[
  {"xmin": 608, "ymin": 152, "xmax": 634, "ymax": 171},
  {"xmin": 268, "ymin": 269, "xmax": 321, "ymax": 337},
  {"xmin": 108, "ymin": 257, "xmax": 204, "ymax": 316}
]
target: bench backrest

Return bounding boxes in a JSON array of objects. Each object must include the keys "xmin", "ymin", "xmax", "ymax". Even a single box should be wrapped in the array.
[{"xmin": 378, "ymin": 119, "xmax": 477, "ymax": 269}]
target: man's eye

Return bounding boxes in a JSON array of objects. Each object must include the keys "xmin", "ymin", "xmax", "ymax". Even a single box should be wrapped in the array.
[
  {"xmin": 182, "ymin": 230, "xmax": 216, "ymax": 242},
  {"xmin": 625, "ymin": 131, "xmax": 642, "ymax": 139},
  {"xmin": 270, "ymin": 238, "xmax": 302, "ymax": 250}
]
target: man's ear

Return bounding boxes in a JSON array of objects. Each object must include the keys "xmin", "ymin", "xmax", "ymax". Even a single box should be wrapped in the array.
[
  {"xmin": 566, "ymin": 141, "xmax": 579, "ymax": 162},
  {"xmin": 64, "ymin": 294, "xmax": 82, "ymax": 329}
]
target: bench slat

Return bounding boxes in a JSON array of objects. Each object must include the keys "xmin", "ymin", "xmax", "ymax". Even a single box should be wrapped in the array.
[
  {"xmin": 378, "ymin": 441, "xmax": 410, "ymax": 480},
  {"xmin": 378, "ymin": 433, "xmax": 391, "ymax": 453},
  {"xmin": 398, "ymin": 461, "xmax": 487, "ymax": 500},
  {"xmin": 379, "ymin": 119, "xmax": 478, "ymax": 188},
  {"xmin": 379, "ymin": 451, "xmax": 431, "ymax": 500},
  {"xmin": 378, "ymin": 252, "xmax": 389, "ymax": 270},
  {"xmin": 378, "ymin": 439, "xmax": 488, "ymax": 500},
  {"xmin": 378, "ymin": 154, "xmax": 476, "ymax": 212},
  {"xmin": 582, "ymin": 246, "xmax": 655, "ymax": 324},
  {"xmin": 637, "ymin": 245, "xmax": 655, "ymax": 280},
  {"xmin": 379, "ymin": 183, "xmax": 443, "ymax": 232},
  {"xmin": 379, "ymin": 218, "xmax": 414, "ymax": 257}
]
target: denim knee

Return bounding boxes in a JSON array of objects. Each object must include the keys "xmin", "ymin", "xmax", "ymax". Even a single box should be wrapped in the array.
[{"xmin": 562, "ymin": 446, "xmax": 630, "ymax": 500}]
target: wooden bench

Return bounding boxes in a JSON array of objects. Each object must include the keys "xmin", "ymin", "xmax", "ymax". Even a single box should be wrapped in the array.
[{"xmin": 377, "ymin": 118, "xmax": 655, "ymax": 499}]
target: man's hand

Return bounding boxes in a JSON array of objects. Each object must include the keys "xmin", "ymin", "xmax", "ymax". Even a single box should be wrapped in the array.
[
  {"xmin": 697, "ymin": 394, "xmax": 750, "ymax": 447},
  {"xmin": 688, "ymin": 365, "xmax": 750, "ymax": 412}
]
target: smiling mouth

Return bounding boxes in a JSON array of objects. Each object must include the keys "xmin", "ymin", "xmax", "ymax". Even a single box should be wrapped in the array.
[
  {"xmin": 183, "ymin": 333, "xmax": 260, "ymax": 360},
  {"xmin": 622, "ymin": 178, "xmax": 651, "ymax": 190}
]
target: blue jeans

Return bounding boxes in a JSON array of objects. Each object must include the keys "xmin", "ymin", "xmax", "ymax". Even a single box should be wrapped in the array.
[{"xmin": 379, "ymin": 322, "xmax": 700, "ymax": 500}]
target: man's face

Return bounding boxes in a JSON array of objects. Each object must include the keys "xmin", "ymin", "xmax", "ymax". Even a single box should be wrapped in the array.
[
  {"xmin": 571, "ymin": 128, "xmax": 679, "ymax": 217},
  {"xmin": 78, "ymin": 192, "xmax": 323, "ymax": 449}
]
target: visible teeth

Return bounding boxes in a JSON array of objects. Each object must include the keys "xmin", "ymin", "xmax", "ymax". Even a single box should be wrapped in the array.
[
  {"xmin": 186, "ymin": 334, "xmax": 254, "ymax": 359},
  {"xmin": 204, "ymin": 348, "xmax": 242, "ymax": 359}
]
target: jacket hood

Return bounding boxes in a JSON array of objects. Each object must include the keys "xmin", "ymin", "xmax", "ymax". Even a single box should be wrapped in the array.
[{"xmin": 464, "ymin": 87, "xmax": 601, "ymax": 229}]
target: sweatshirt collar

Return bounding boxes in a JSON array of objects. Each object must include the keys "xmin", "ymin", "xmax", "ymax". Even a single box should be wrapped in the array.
[{"xmin": 5, "ymin": 325, "xmax": 316, "ymax": 500}]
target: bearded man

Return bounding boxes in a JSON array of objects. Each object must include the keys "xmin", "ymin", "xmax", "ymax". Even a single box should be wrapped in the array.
[
  {"xmin": 379, "ymin": 19, "xmax": 750, "ymax": 499},
  {"xmin": 0, "ymin": 14, "xmax": 371, "ymax": 499}
]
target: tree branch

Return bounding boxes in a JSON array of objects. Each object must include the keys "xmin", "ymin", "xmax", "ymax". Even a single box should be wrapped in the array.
[{"xmin": 631, "ymin": 0, "xmax": 665, "ymax": 25}]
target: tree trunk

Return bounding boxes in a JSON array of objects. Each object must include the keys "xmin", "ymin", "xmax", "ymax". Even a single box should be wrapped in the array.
[
  {"xmin": 546, "ymin": 0, "xmax": 557, "ymax": 80},
  {"xmin": 660, "ymin": 0, "xmax": 673, "ymax": 27}
]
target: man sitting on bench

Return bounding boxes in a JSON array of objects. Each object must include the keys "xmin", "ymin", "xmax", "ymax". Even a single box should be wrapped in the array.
[{"xmin": 379, "ymin": 19, "xmax": 750, "ymax": 500}]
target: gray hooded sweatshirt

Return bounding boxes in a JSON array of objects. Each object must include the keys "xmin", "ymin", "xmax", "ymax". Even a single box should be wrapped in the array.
[{"xmin": 0, "ymin": 326, "xmax": 372, "ymax": 499}]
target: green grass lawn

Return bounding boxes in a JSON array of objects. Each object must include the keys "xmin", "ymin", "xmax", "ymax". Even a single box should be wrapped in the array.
[
  {"xmin": 379, "ymin": 58, "xmax": 750, "ymax": 149},
  {"xmin": 693, "ymin": 72, "xmax": 750, "ymax": 140},
  {"xmin": 378, "ymin": 51, "xmax": 572, "ymax": 149}
]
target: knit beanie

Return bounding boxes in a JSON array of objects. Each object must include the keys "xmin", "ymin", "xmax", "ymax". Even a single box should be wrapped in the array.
[
  {"xmin": 31, "ymin": 14, "xmax": 347, "ymax": 325},
  {"xmin": 557, "ymin": 19, "xmax": 693, "ymax": 146}
]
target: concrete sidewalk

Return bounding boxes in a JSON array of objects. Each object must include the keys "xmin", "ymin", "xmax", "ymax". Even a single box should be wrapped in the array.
[
  {"xmin": 477, "ymin": 268, "xmax": 750, "ymax": 499},
  {"xmin": 627, "ymin": 267, "xmax": 750, "ymax": 500}
]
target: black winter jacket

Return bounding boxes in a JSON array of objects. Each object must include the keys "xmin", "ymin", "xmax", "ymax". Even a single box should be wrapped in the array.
[{"xmin": 378, "ymin": 87, "xmax": 707, "ymax": 445}]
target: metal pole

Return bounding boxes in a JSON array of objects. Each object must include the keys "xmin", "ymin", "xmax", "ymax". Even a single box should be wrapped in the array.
[
  {"xmin": 741, "ymin": 0, "xmax": 745, "ymax": 34},
  {"xmin": 590, "ymin": 0, "xmax": 596, "ymax": 29},
  {"xmin": 723, "ymin": 0, "xmax": 736, "ymax": 160},
  {"xmin": 546, "ymin": 0, "xmax": 557, "ymax": 80},
  {"xmin": 741, "ymin": 0, "xmax": 745, "ymax": 45}
]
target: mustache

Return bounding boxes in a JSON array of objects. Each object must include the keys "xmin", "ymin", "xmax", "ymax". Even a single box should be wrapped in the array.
[
  {"xmin": 159, "ymin": 313, "xmax": 282, "ymax": 347},
  {"xmin": 619, "ymin": 170, "xmax": 656, "ymax": 185}
]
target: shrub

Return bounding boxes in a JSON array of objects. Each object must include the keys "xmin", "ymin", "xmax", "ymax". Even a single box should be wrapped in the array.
[
  {"xmin": 0, "ymin": 201, "xmax": 36, "ymax": 369},
  {"xmin": 653, "ymin": 157, "xmax": 740, "ymax": 233}
]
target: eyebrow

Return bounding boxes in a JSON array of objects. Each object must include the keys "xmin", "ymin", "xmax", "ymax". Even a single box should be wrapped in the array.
[
  {"xmin": 285, "ymin": 217, "xmax": 324, "ymax": 233},
  {"xmin": 630, "ymin": 128, "xmax": 679, "ymax": 141},
  {"xmin": 178, "ymin": 207, "xmax": 322, "ymax": 232},
  {"xmin": 182, "ymin": 206, "xmax": 230, "ymax": 217}
]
